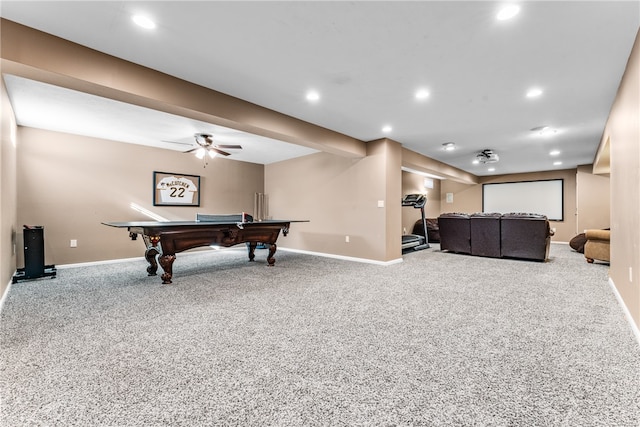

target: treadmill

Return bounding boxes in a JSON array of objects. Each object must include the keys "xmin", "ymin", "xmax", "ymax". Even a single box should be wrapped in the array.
[{"xmin": 401, "ymin": 194, "xmax": 430, "ymax": 251}]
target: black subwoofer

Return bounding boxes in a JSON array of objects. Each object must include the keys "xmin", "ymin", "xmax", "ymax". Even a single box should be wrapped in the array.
[
  {"xmin": 12, "ymin": 226, "xmax": 56, "ymax": 283},
  {"xmin": 24, "ymin": 227, "xmax": 45, "ymax": 277}
]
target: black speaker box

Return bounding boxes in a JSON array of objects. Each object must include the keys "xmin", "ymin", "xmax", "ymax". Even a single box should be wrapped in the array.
[
  {"xmin": 24, "ymin": 227, "xmax": 45, "ymax": 277},
  {"xmin": 12, "ymin": 226, "xmax": 56, "ymax": 283}
]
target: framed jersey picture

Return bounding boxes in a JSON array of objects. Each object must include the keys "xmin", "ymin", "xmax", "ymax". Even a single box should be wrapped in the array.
[{"xmin": 153, "ymin": 171, "xmax": 201, "ymax": 206}]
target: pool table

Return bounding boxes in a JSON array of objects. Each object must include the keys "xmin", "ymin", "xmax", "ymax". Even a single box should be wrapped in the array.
[{"xmin": 102, "ymin": 218, "xmax": 305, "ymax": 284}]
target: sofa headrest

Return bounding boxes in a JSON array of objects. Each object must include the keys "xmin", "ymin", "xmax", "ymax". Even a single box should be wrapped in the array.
[
  {"xmin": 500, "ymin": 213, "xmax": 548, "ymax": 220},
  {"xmin": 439, "ymin": 213, "xmax": 470, "ymax": 219},
  {"xmin": 470, "ymin": 213, "xmax": 502, "ymax": 218}
]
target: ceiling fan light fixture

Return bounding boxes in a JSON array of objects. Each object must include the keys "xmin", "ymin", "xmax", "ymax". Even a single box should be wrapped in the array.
[
  {"xmin": 195, "ymin": 148, "xmax": 206, "ymax": 159},
  {"xmin": 442, "ymin": 142, "xmax": 456, "ymax": 151},
  {"xmin": 208, "ymin": 150, "xmax": 217, "ymax": 158}
]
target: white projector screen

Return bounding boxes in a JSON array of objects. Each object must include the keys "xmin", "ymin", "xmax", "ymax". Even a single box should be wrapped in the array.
[{"xmin": 482, "ymin": 179, "xmax": 564, "ymax": 221}]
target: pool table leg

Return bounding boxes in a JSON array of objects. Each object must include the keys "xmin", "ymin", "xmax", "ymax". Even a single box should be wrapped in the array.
[
  {"xmin": 247, "ymin": 242, "xmax": 257, "ymax": 261},
  {"xmin": 145, "ymin": 247, "xmax": 159, "ymax": 276},
  {"xmin": 143, "ymin": 235, "xmax": 162, "ymax": 276},
  {"xmin": 159, "ymin": 254, "xmax": 176, "ymax": 284},
  {"xmin": 267, "ymin": 243, "xmax": 277, "ymax": 266}
]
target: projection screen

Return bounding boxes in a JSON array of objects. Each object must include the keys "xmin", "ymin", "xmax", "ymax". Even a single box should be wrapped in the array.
[{"xmin": 482, "ymin": 179, "xmax": 564, "ymax": 221}]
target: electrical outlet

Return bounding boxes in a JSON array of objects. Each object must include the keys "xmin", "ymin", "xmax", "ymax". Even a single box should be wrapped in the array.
[
  {"xmin": 630, "ymin": 267, "xmax": 633, "ymax": 282},
  {"xmin": 377, "ymin": 200, "xmax": 385, "ymax": 208},
  {"xmin": 345, "ymin": 235, "xmax": 350, "ymax": 243},
  {"xmin": 70, "ymin": 239, "xmax": 77, "ymax": 248}
]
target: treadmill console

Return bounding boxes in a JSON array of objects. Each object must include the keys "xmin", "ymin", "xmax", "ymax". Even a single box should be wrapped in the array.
[{"xmin": 402, "ymin": 194, "xmax": 426, "ymax": 208}]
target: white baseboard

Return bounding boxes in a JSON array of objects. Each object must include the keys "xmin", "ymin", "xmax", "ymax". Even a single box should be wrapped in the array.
[
  {"xmin": 56, "ymin": 246, "xmax": 401, "ymax": 271},
  {"xmin": 57, "ymin": 256, "xmax": 145, "ymax": 269},
  {"xmin": 0, "ymin": 276, "xmax": 14, "ymax": 313},
  {"xmin": 56, "ymin": 247, "xmax": 238, "ymax": 269},
  {"xmin": 608, "ymin": 277, "xmax": 640, "ymax": 346},
  {"xmin": 280, "ymin": 247, "xmax": 403, "ymax": 266}
]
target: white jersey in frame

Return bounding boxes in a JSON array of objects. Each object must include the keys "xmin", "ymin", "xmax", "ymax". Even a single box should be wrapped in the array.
[{"xmin": 156, "ymin": 176, "xmax": 198, "ymax": 204}]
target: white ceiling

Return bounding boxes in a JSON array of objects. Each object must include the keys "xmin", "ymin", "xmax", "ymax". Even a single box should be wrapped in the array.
[
  {"xmin": 1, "ymin": 1, "xmax": 638, "ymax": 175},
  {"xmin": 3, "ymin": 75, "xmax": 318, "ymax": 165}
]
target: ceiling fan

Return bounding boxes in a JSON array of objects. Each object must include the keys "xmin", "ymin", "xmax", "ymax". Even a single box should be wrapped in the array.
[
  {"xmin": 164, "ymin": 133, "xmax": 242, "ymax": 166},
  {"xmin": 184, "ymin": 133, "xmax": 242, "ymax": 158}
]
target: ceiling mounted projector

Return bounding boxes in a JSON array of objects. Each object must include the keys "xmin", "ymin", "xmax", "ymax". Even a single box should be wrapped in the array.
[{"xmin": 475, "ymin": 149, "xmax": 499, "ymax": 164}]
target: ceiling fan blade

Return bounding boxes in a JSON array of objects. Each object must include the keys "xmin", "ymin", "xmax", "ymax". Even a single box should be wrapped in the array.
[
  {"xmin": 183, "ymin": 148, "xmax": 198, "ymax": 153},
  {"xmin": 210, "ymin": 147, "xmax": 231, "ymax": 156},
  {"xmin": 162, "ymin": 139, "xmax": 193, "ymax": 146},
  {"xmin": 216, "ymin": 144, "xmax": 242, "ymax": 150}
]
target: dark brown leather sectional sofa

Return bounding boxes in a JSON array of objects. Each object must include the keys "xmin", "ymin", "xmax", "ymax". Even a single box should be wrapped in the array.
[{"xmin": 438, "ymin": 213, "xmax": 553, "ymax": 261}]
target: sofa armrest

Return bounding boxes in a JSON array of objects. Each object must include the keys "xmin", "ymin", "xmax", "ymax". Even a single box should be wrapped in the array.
[{"xmin": 585, "ymin": 229, "xmax": 610, "ymax": 241}]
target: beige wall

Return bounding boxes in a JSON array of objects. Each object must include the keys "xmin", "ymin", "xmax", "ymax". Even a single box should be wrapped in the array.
[
  {"xmin": 576, "ymin": 165, "xmax": 610, "ymax": 232},
  {"xmin": 440, "ymin": 169, "xmax": 578, "ymax": 242},
  {"xmin": 265, "ymin": 139, "xmax": 403, "ymax": 263},
  {"xmin": 604, "ymin": 29, "xmax": 640, "ymax": 330},
  {"xmin": 1, "ymin": 79, "xmax": 18, "ymax": 297},
  {"xmin": 16, "ymin": 127, "xmax": 264, "ymax": 266},
  {"xmin": 376, "ymin": 139, "xmax": 403, "ymax": 261},
  {"xmin": 440, "ymin": 179, "xmax": 482, "ymax": 216}
]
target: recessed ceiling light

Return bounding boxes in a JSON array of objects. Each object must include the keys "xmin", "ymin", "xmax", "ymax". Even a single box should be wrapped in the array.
[
  {"xmin": 472, "ymin": 159, "xmax": 480, "ymax": 165},
  {"xmin": 415, "ymin": 89, "xmax": 430, "ymax": 100},
  {"xmin": 497, "ymin": 4, "xmax": 521, "ymax": 21},
  {"xmin": 305, "ymin": 90, "xmax": 320, "ymax": 102},
  {"xmin": 526, "ymin": 88, "xmax": 543, "ymax": 98},
  {"xmin": 132, "ymin": 14, "xmax": 156, "ymax": 29},
  {"xmin": 442, "ymin": 142, "xmax": 456, "ymax": 151},
  {"xmin": 553, "ymin": 161, "xmax": 563, "ymax": 166},
  {"xmin": 550, "ymin": 150, "xmax": 561, "ymax": 156},
  {"xmin": 488, "ymin": 167, "xmax": 496, "ymax": 172},
  {"xmin": 382, "ymin": 125, "xmax": 392, "ymax": 133}
]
